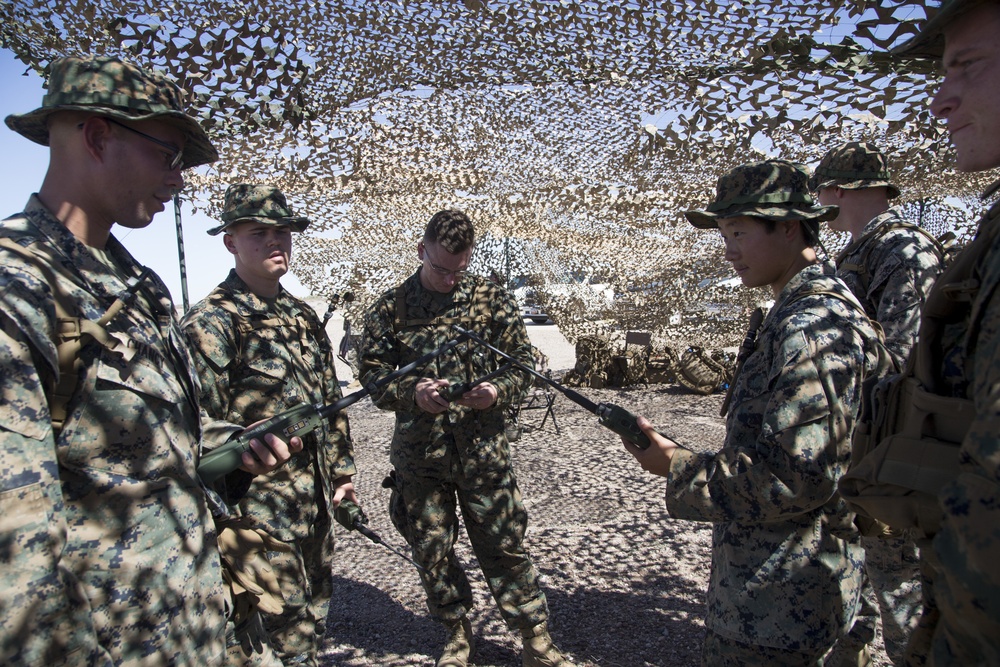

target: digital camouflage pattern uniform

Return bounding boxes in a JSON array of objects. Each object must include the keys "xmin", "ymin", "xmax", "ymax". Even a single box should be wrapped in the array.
[
  {"xmin": 834, "ymin": 208, "xmax": 943, "ymax": 370},
  {"xmin": 665, "ymin": 262, "xmax": 875, "ymax": 662},
  {"xmin": 681, "ymin": 160, "xmax": 879, "ymax": 664},
  {"xmin": 813, "ymin": 141, "xmax": 941, "ymax": 664},
  {"xmin": 359, "ymin": 271, "xmax": 549, "ymax": 631},
  {"xmin": 904, "ymin": 194, "xmax": 1000, "ymax": 665},
  {"xmin": 0, "ymin": 56, "xmax": 230, "ymax": 666},
  {"xmin": 889, "ymin": 4, "xmax": 1000, "ymax": 661},
  {"xmin": 811, "ymin": 140, "xmax": 944, "ymax": 369},
  {"xmin": 183, "ymin": 186, "xmax": 355, "ymax": 667},
  {"xmin": 0, "ymin": 197, "xmax": 230, "ymax": 665}
]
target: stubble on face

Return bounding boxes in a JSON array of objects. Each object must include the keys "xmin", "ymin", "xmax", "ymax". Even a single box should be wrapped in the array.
[{"xmin": 935, "ymin": 4, "xmax": 1000, "ymax": 172}]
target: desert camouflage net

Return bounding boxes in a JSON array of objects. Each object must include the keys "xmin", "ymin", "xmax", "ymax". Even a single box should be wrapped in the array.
[{"xmin": 3, "ymin": 0, "xmax": 996, "ymax": 347}]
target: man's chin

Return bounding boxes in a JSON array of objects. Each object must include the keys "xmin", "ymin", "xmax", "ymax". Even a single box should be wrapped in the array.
[
  {"xmin": 954, "ymin": 151, "xmax": 1000, "ymax": 174},
  {"xmin": 118, "ymin": 216, "xmax": 156, "ymax": 230}
]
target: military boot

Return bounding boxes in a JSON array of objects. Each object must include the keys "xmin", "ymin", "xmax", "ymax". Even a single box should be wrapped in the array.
[
  {"xmin": 437, "ymin": 617, "xmax": 475, "ymax": 667},
  {"xmin": 521, "ymin": 623, "xmax": 573, "ymax": 667}
]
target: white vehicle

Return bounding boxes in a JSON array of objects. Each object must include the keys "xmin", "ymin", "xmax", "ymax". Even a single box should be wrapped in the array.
[{"xmin": 520, "ymin": 303, "xmax": 550, "ymax": 324}]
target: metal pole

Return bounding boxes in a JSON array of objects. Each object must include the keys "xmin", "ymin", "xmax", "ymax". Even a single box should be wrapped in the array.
[
  {"xmin": 173, "ymin": 192, "xmax": 190, "ymax": 312},
  {"xmin": 504, "ymin": 236, "xmax": 511, "ymax": 291}
]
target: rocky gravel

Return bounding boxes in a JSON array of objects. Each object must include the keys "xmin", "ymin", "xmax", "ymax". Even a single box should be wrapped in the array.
[{"xmin": 318, "ymin": 314, "xmax": 891, "ymax": 666}]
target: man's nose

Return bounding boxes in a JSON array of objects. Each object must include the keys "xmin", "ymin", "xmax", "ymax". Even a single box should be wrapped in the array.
[{"xmin": 930, "ymin": 77, "xmax": 956, "ymax": 119}]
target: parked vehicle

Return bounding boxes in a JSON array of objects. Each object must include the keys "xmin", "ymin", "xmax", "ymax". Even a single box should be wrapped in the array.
[{"xmin": 521, "ymin": 303, "xmax": 550, "ymax": 324}]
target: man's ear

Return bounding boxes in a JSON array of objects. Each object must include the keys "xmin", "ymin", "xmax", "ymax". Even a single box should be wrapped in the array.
[
  {"xmin": 79, "ymin": 116, "xmax": 114, "ymax": 164},
  {"xmin": 223, "ymin": 232, "xmax": 238, "ymax": 255},
  {"xmin": 783, "ymin": 219, "xmax": 802, "ymax": 241}
]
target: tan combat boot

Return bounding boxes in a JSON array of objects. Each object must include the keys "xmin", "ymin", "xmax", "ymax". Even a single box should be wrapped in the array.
[
  {"xmin": 521, "ymin": 623, "xmax": 573, "ymax": 667},
  {"xmin": 437, "ymin": 616, "xmax": 475, "ymax": 667}
]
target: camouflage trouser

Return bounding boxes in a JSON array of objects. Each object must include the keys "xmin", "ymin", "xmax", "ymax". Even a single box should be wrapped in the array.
[
  {"xmin": 905, "ymin": 531, "xmax": 1000, "ymax": 667},
  {"xmin": 262, "ymin": 511, "xmax": 335, "ymax": 667},
  {"xmin": 864, "ymin": 535, "xmax": 921, "ymax": 664},
  {"xmin": 701, "ymin": 628, "xmax": 828, "ymax": 666},
  {"xmin": 392, "ymin": 467, "xmax": 548, "ymax": 631},
  {"xmin": 828, "ymin": 535, "xmax": 921, "ymax": 666}
]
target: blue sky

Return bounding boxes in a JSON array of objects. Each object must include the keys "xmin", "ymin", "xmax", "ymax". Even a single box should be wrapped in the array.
[{"xmin": 0, "ymin": 48, "xmax": 307, "ymax": 309}]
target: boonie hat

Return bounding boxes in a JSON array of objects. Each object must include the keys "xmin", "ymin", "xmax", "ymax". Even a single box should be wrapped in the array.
[
  {"xmin": 208, "ymin": 184, "xmax": 310, "ymax": 236},
  {"xmin": 685, "ymin": 159, "xmax": 838, "ymax": 229},
  {"xmin": 809, "ymin": 141, "xmax": 901, "ymax": 199},
  {"xmin": 892, "ymin": 0, "xmax": 991, "ymax": 58},
  {"xmin": 4, "ymin": 56, "xmax": 218, "ymax": 169}
]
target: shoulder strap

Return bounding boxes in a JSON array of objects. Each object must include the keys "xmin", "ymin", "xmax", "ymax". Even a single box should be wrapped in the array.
[
  {"xmin": 791, "ymin": 284, "xmax": 891, "ymax": 358},
  {"xmin": 0, "ymin": 237, "xmax": 123, "ymax": 436}
]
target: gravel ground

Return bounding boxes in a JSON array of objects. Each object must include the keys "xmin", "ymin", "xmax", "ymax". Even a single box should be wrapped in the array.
[{"xmin": 317, "ymin": 313, "xmax": 891, "ymax": 667}]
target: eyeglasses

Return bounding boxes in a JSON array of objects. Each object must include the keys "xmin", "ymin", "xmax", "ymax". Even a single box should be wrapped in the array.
[
  {"xmin": 105, "ymin": 118, "xmax": 185, "ymax": 170},
  {"xmin": 421, "ymin": 243, "xmax": 469, "ymax": 278}
]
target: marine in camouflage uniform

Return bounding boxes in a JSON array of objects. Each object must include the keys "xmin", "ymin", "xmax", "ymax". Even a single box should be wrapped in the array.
[
  {"xmin": 0, "ymin": 57, "xmax": 237, "ymax": 665},
  {"xmin": 811, "ymin": 141, "xmax": 941, "ymax": 665},
  {"xmin": 359, "ymin": 210, "xmax": 570, "ymax": 667},
  {"xmin": 891, "ymin": 1, "xmax": 1000, "ymax": 663},
  {"xmin": 626, "ymin": 161, "xmax": 882, "ymax": 665},
  {"xmin": 183, "ymin": 185, "xmax": 357, "ymax": 667},
  {"xmin": 812, "ymin": 141, "xmax": 944, "ymax": 368}
]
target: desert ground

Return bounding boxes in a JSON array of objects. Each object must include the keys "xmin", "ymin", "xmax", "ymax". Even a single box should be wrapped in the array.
[{"xmin": 317, "ymin": 312, "xmax": 891, "ymax": 666}]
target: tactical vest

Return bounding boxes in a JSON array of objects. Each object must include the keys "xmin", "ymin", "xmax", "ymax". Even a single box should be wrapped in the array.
[
  {"xmin": 839, "ymin": 198, "xmax": 1000, "ymax": 540},
  {"xmin": 837, "ymin": 218, "xmax": 948, "ymax": 297},
  {"xmin": 0, "ymin": 237, "xmax": 148, "ymax": 437}
]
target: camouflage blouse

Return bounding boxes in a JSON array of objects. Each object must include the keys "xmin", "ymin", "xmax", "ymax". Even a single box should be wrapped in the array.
[
  {"xmin": 0, "ymin": 196, "xmax": 227, "ymax": 665},
  {"xmin": 664, "ymin": 261, "xmax": 880, "ymax": 651},
  {"xmin": 835, "ymin": 208, "xmax": 943, "ymax": 369},
  {"xmin": 182, "ymin": 270, "xmax": 356, "ymax": 541},
  {"xmin": 359, "ymin": 270, "xmax": 532, "ymax": 480},
  {"xmin": 926, "ymin": 196, "xmax": 1000, "ymax": 661}
]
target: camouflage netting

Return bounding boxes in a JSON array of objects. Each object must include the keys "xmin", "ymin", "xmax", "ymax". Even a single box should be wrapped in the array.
[{"xmin": 4, "ymin": 0, "xmax": 998, "ymax": 349}]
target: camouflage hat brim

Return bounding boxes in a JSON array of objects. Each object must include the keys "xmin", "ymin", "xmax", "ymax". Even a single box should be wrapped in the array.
[
  {"xmin": 810, "ymin": 176, "xmax": 901, "ymax": 199},
  {"xmin": 5, "ymin": 105, "xmax": 219, "ymax": 169},
  {"xmin": 892, "ymin": 0, "xmax": 989, "ymax": 58},
  {"xmin": 685, "ymin": 203, "xmax": 839, "ymax": 229},
  {"xmin": 207, "ymin": 216, "xmax": 310, "ymax": 236}
]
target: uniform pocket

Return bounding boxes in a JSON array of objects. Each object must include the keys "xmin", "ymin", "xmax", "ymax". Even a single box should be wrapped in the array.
[{"xmin": 0, "ymin": 482, "xmax": 63, "ymax": 600}]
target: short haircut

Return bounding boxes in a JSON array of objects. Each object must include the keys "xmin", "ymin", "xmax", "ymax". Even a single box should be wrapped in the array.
[
  {"xmin": 423, "ymin": 209, "xmax": 475, "ymax": 254},
  {"xmin": 752, "ymin": 216, "xmax": 820, "ymax": 248}
]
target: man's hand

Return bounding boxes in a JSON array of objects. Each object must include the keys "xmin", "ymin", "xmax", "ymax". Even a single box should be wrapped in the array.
[
  {"xmin": 331, "ymin": 475, "xmax": 358, "ymax": 509},
  {"xmin": 415, "ymin": 377, "xmax": 451, "ymax": 414},
  {"xmin": 456, "ymin": 381, "xmax": 498, "ymax": 411},
  {"xmin": 238, "ymin": 419, "xmax": 305, "ymax": 475},
  {"xmin": 622, "ymin": 416, "xmax": 679, "ymax": 478}
]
